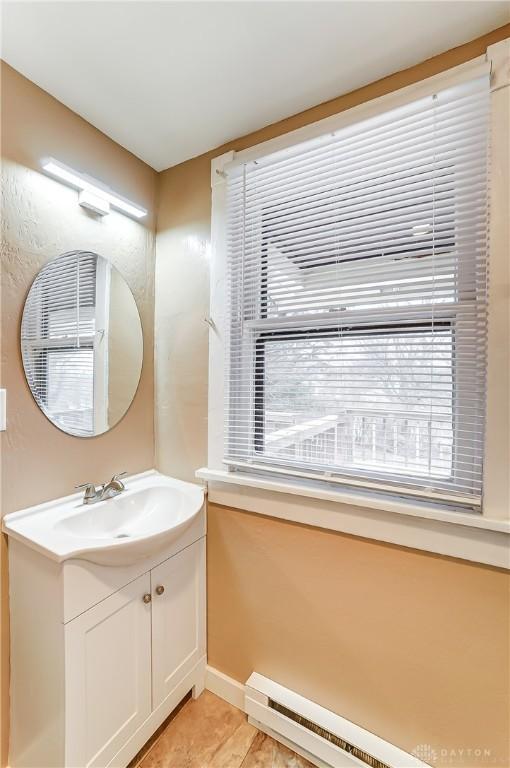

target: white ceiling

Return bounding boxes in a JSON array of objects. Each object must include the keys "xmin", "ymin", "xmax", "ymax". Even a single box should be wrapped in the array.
[{"xmin": 1, "ymin": 1, "xmax": 508, "ymax": 171}]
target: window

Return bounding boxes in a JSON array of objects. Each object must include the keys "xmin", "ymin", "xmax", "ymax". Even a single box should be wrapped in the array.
[
  {"xmin": 21, "ymin": 251, "xmax": 101, "ymax": 436},
  {"xmin": 225, "ymin": 75, "xmax": 489, "ymax": 509}
]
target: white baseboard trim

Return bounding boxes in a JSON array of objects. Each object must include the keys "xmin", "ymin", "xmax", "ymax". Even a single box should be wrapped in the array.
[
  {"xmin": 205, "ymin": 665, "xmax": 246, "ymax": 710},
  {"xmin": 205, "ymin": 666, "xmax": 323, "ymax": 768},
  {"xmin": 206, "ymin": 666, "xmax": 428, "ymax": 768},
  {"xmin": 245, "ymin": 672, "xmax": 428, "ymax": 768}
]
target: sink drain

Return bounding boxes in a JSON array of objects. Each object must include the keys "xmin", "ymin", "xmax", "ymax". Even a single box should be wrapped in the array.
[{"xmin": 114, "ymin": 533, "xmax": 130, "ymax": 539}]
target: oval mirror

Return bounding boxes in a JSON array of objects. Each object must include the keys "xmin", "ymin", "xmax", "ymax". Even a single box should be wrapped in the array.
[{"xmin": 21, "ymin": 250, "xmax": 143, "ymax": 437}]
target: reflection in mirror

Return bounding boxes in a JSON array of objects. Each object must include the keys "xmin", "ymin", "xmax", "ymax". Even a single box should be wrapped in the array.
[{"xmin": 21, "ymin": 251, "xmax": 143, "ymax": 437}]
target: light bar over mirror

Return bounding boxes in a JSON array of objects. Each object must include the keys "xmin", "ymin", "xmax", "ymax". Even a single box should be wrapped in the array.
[{"xmin": 41, "ymin": 158, "xmax": 148, "ymax": 219}]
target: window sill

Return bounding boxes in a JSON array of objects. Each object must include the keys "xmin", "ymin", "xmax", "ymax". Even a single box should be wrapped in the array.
[{"xmin": 196, "ymin": 467, "xmax": 510, "ymax": 569}]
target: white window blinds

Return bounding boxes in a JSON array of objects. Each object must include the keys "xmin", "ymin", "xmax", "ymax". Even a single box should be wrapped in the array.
[
  {"xmin": 21, "ymin": 251, "xmax": 98, "ymax": 436},
  {"xmin": 225, "ymin": 75, "xmax": 489, "ymax": 508}
]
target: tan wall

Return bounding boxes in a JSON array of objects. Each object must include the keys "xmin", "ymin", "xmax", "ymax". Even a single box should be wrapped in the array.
[
  {"xmin": 155, "ymin": 25, "xmax": 510, "ymax": 768},
  {"xmin": 208, "ymin": 503, "xmax": 510, "ymax": 764},
  {"xmin": 0, "ymin": 62, "xmax": 157, "ymax": 765}
]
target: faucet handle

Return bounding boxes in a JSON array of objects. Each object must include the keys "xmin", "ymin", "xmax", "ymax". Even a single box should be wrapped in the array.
[
  {"xmin": 75, "ymin": 482, "xmax": 99, "ymax": 503},
  {"xmin": 110, "ymin": 472, "xmax": 127, "ymax": 489}
]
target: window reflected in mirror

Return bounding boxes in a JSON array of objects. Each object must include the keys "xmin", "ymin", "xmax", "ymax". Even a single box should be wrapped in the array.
[{"xmin": 21, "ymin": 251, "xmax": 143, "ymax": 437}]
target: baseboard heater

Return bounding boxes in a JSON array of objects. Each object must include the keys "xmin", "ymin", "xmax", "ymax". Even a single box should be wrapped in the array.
[{"xmin": 245, "ymin": 673, "xmax": 429, "ymax": 768}]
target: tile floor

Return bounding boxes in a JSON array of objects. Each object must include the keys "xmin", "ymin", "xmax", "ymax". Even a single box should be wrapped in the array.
[{"xmin": 132, "ymin": 690, "xmax": 314, "ymax": 768}]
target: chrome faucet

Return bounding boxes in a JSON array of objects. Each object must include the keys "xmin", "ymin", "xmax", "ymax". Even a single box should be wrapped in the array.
[{"xmin": 76, "ymin": 473, "xmax": 127, "ymax": 505}]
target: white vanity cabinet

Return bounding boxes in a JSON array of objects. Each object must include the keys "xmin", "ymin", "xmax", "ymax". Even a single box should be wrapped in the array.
[
  {"xmin": 65, "ymin": 573, "xmax": 153, "ymax": 768},
  {"xmin": 7, "ymin": 512, "xmax": 206, "ymax": 768},
  {"xmin": 151, "ymin": 543, "xmax": 205, "ymax": 709}
]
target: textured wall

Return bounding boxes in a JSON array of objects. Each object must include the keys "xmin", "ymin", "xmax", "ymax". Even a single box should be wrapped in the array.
[
  {"xmin": 155, "ymin": 155, "xmax": 211, "ymax": 481},
  {"xmin": 155, "ymin": 25, "xmax": 510, "ymax": 768},
  {"xmin": 0, "ymin": 62, "xmax": 157, "ymax": 766}
]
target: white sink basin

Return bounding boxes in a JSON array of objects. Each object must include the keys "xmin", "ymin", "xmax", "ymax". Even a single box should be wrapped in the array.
[{"xmin": 2, "ymin": 471, "xmax": 204, "ymax": 565}]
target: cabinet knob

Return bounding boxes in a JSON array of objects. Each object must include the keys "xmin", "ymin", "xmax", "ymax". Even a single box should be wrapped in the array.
[
  {"xmin": 155, "ymin": 585, "xmax": 165, "ymax": 596},
  {"xmin": 143, "ymin": 593, "xmax": 152, "ymax": 604}
]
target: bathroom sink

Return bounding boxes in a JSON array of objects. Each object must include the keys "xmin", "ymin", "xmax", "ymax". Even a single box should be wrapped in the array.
[{"xmin": 2, "ymin": 471, "xmax": 204, "ymax": 565}]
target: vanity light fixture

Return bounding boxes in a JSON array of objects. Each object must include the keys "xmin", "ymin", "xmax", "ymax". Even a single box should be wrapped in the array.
[
  {"xmin": 41, "ymin": 158, "xmax": 147, "ymax": 219},
  {"xmin": 78, "ymin": 189, "xmax": 111, "ymax": 216}
]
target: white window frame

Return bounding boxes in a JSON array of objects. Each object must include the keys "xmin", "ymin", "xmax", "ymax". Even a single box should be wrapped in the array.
[
  {"xmin": 198, "ymin": 41, "xmax": 510, "ymax": 569},
  {"xmin": 93, "ymin": 256, "xmax": 111, "ymax": 434}
]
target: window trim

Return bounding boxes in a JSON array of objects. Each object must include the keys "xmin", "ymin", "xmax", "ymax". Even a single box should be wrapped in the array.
[
  {"xmin": 221, "ymin": 56, "xmax": 490, "ymax": 177},
  {"xmin": 200, "ymin": 42, "xmax": 510, "ymax": 566},
  {"xmin": 195, "ymin": 466, "xmax": 510, "ymax": 569}
]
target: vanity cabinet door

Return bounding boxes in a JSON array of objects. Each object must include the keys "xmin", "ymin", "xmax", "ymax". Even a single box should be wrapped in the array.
[
  {"xmin": 151, "ymin": 539, "xmax": 206, "ymax": 709},
  {"xmin": 64, "ymin": 572, "xmax": 152, "ymax": 768}
]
